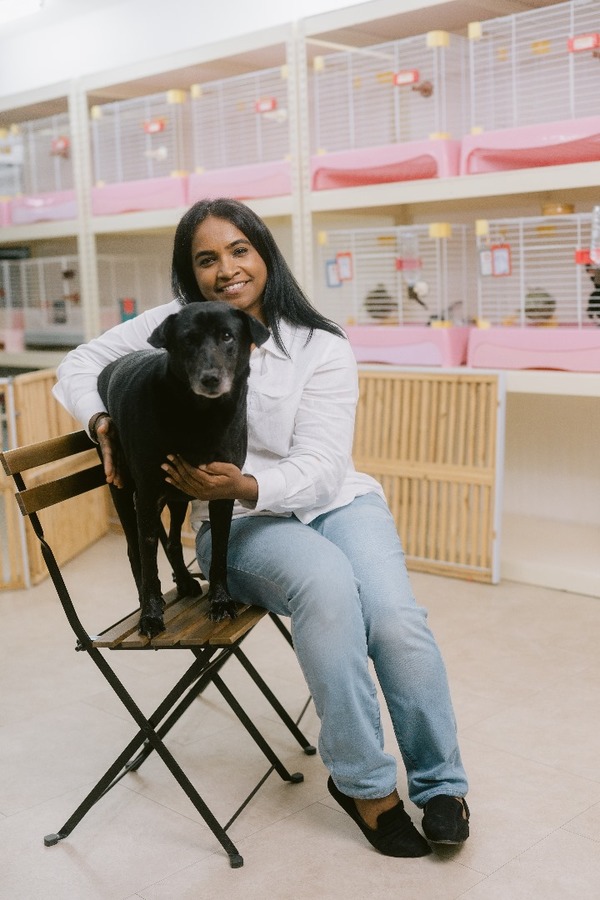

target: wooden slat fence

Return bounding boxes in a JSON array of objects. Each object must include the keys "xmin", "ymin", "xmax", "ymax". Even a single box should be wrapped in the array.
[{"xmin": 354, "ymin": 370, "xmax": 504, "ymax": 583}]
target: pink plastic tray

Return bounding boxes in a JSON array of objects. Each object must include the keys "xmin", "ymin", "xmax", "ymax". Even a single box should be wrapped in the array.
[
  {"xmin": 187, "ymin": 161, "xmax": 291, "ymax": 202},
  {"xmin": 10, "ymin": 190, "xmax": 77, "ymax": 224},
  {"xmin": 345, "ymin": 325, "xmax": 469, "ymax": 367},
  {"xmin": 467, "ymin": 327, "xmax": 600, "ymax": 372},
  {"xmin": 0, "ymin": 200, "xmax": 10, "ymax": 227},
  {"xmin": 92, "ymin": 176, "xmax": 188, "ymax": 215},
  {"xmin": 460, "ymin": 116, "xmax": 600, "ymax": 175},
  {"xmin": 311, "ymin": 140, "xmax": 461, "ymax": 190}
]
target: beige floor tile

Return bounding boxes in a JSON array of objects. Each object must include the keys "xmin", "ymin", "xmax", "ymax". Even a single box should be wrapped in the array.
[
  {"xmin": 459, "ymin": 828, "xmax": 600, "ymax": 900},
  {"xmin": 1, "ymin": 534, "xmax": 599, "ymax": 898},
  {"xmin": 462, "ymin": 671, "xmax": 600, "ymax": 780},
  {"xmin": 137, "ymin": 803, "xmax": 484, "ymax": 900},
  {"xmin": 0, "ymin": 784, "xmax": 219, "ymax": 900}
]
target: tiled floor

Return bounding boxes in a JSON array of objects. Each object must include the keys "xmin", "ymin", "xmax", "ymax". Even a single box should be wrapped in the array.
[{"xmin": 1, "ymin": 533, "xmax": 599, "ymax": 899}]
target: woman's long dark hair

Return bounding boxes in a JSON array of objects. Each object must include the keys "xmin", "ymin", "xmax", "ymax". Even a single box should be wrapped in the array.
[{"xmin": 171, "ymin": 198, "xmax": 345, "ymax": 354}]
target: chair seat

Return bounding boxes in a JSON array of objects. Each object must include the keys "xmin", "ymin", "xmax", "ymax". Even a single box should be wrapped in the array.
[{"xmin": 93, "ymin": 587, "xmax": 267, "ymax": 649}]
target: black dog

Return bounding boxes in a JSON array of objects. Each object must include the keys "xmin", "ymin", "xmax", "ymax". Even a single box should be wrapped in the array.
[{"xmin": 97, "ymin": 301, "xmax": 269, "ymax": 638}]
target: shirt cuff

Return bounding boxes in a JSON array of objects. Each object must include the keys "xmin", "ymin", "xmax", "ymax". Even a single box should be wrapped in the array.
[{"xmin": 253, "ymin": 468, "xmax": 288, "ymax": 513}]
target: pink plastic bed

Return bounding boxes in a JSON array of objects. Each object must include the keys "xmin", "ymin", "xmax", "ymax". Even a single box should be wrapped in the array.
[
  {"xmin": 345, "ymin": 325, "xmax": 470, "ymax": 367},
  {"xmin": 0, "ymin": 200, "xmax": 10, "ymax": 227},
  {"xmin": 9, "ymin": 190, "xmax": 77, "ymax": 224},
  {"xmin": 91, "ymin": 176, "xmax": 188, "ymax": 216},
  {"xmin": 187, "ymin": 160, "xmax": 291, "ymax": 202},
  {"xmin": 460, "ymin": 116, "xmax": 600, "ymax": 175},
  {"xmin": 311, "ymin": 140, "xmax": 461, "ymax": 190},
  {"xmin": 467, "ymin": 326, "xmax": 600, "ymax": 372}
]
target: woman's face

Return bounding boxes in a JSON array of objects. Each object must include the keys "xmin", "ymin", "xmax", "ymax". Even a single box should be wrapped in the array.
[{"xmin": 191, "ymin": 215, "xmax": 268, "ymax": 323}]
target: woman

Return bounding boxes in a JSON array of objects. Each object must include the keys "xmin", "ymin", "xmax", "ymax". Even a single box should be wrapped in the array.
[{"xmin": 53, "ymin": 198, "xmax": 469, "ymax": 858}]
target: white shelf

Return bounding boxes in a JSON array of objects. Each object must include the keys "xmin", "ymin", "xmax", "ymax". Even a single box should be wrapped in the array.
[
  {"xmin": 0, "ymin": 350, "xmax": 66, "ymax": 370},
  {"xmin": 1, "ymin": 220, "xmax": 79, "ymax": 242},
  {"xmin": 308, "ymin": 162, "xmax": 600, "ymax": 214},
  {"xmin": 89, "ymin": 195, "xmax": 295, "ymax": 236},
  {"xmin": 358, "ymin": 364, "xmax": 600, "ymax": 399},
  {"xmin": 502, "ymin": 513, "xmax": 600, "ymax": 598},
  {"xmin": 504, "ymin": 370, "xmax": 600, "ymax": 398}
]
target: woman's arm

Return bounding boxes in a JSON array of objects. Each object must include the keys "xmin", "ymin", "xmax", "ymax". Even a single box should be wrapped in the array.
[
  {"xmin": 52, "ymin": 300, "xmax": 180, "ymax": 430},
  {"xmin": 52, "ymin": 300, "xmax": 181, "ymax": 486}
]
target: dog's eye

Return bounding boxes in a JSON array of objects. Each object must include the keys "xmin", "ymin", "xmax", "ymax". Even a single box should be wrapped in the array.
[{"xmin": 221, "ymin": 331, "xmax": 234, "ymax": 343}]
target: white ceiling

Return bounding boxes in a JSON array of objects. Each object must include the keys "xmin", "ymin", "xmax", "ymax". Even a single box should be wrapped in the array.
[{"xmin": 0, "ymin": 0, "xmax": 124, "ymax": 36}]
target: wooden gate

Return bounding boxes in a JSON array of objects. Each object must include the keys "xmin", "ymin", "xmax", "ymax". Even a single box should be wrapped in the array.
[
  {"xmin": 354, "ymin": 370, "xmax": 505, "ymax": 583},
  {"xmin": 1, "ymin": 369, "xmax": 110, "ymax": 589}
]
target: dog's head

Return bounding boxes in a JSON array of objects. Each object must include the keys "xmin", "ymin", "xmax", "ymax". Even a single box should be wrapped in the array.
[{"xmin": 148, "ymin": 301, "xmax": 270, "ymax": 398}]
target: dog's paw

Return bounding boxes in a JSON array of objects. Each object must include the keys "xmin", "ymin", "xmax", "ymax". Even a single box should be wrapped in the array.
[
  {"xmin": 138, "ymin": 614, "xmax": 166, "ymax": 638},
  {"xmin": 139, "ymin": 595, "xmax": 166, "ymax": 638},
  {"xmin": 208, "ymin": 600, "xmax": 238, "ymax": 622},
  {"xmin": 175, "ymin": 573, "xmax": 203, "ymax": 599},
  {"xmin": 207, "ymin": 593, "xmax": 237, "ymax": 623}
]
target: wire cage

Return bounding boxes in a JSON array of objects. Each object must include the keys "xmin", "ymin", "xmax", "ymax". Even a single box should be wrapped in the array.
[
  {"xmin": 0, "ymin": 254, "xmax": 169, "ymax": 350},
  {"xmin": 0, "ymin": 127, "xmax": 24, "ymax": 199},
  {"xmin": 90, "ymin": 90, "xmax": 191, "ymax": 214},
  {"xmin": 309, "ymin": 31, "xmax": 469, "ymax": 190},
  {"xmin": 187, "ymin": 65, "xmax": 292, "ymax": 201},
  {"xmin": 468, "ymin": 212, "xmax": 600, "ymax": 371},
  {"xmin": 9, "ymin": 113, "xmax": 77, "ymax": 224},
  {"xmin": 462, "ymin": 0, "xmax": 600, "ymax": 174},
  {"xmin": 315, "ymin": 223, "xmax": 473, "ymax": 366}
]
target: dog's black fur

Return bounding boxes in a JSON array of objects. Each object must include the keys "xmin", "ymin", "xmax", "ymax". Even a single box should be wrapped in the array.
[{"xmin": 97, "ymin": 301, "xmax": 269, "ymax": 638}]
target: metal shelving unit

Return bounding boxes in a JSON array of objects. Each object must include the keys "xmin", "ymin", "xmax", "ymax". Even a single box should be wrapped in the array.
[{"xmin": 0, "ymin": 0, "xmax": 598, "ymax": 594}]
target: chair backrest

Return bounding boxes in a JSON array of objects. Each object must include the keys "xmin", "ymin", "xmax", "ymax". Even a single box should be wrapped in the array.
[
  {"xmin": 1, "ymin": 430, "xmax": 266, "ymax": 650},
  {"xmin": 1, "ymin": 430, "xmax": 105, "ymax": 518}
]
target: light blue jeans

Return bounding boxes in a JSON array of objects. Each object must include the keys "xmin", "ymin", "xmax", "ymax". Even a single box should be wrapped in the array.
[{"xmin": 196, "ymin": 491, "xmax": 468, "ymax": 807}]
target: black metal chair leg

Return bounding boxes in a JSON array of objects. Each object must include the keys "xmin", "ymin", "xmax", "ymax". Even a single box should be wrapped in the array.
[
  {"xmin": 211, "ymin": 673, "xmax": 304, "ymax": 784},
  {"xmin": 233, "ymin": 647, "xmax": 316, "ymax": 755}
]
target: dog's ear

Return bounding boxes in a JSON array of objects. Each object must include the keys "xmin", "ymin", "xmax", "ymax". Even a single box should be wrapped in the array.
[
  {"xmin": 148, "ymin": 314, "xmax": 177, "ymax": 350},
  {"xmin": 236, "ymin": 309, "xmax": 270, "ymax": 348}
]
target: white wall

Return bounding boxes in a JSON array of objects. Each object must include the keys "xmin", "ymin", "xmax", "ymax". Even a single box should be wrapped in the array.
[{"xmin": 0, "ymin": 0, "xmax": 369, "ymax": 98}]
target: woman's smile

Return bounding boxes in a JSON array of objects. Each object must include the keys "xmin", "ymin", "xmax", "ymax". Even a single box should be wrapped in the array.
[{"xmin": 192, "ymin": 216, "xmax": 268, "ymax": 323}]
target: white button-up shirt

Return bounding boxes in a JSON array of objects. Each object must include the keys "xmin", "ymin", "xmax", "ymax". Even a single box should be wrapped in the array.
[{"xmin": 53, "ymin": 300, "xmax": 383, "ymax": 527}]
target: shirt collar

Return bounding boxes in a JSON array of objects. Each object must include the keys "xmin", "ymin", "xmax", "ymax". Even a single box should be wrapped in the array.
[{"xmin": 256, "ymin": 319, "xmax": 298, "ymax": 360}]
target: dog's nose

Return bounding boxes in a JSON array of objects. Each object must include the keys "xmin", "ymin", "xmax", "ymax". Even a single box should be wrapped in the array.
[{"xmin": 200, "ymin": 371, "xmax": 221, "ymax": 390}]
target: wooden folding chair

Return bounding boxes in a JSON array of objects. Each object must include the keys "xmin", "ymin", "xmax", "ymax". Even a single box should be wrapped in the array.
[{"xmin": 1, "ymin": 430, "xmax": 316, "ymax": 868}]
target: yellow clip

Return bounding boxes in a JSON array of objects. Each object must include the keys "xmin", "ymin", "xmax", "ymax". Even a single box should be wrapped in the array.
[
  {"xmin": 475, "ymin": 219, "xmax": 489, "ymax": 237},
  {"xmin": 314, "ymin": 56, "xmax": 324, "ymax": 72},
  {"xmin": 90, "ymin": 105, "xmax": 102, "ymax": 120},
  {"xmin": 470, "ymin": 125, "xmax": 483, "ymax": 135},
  {"xmin": 427, "ymin": 31, "xmax": 449, "ymax": 48},
  {"xmin": 170, "ymin": 170, "xmax": 187, "ymax": 178},
  {"xmin": 531, "ymin": 40, "xmax": 551, "ymax": 55},
  {"xmin": 431, "ymin": 320, "xmax": 452, "ymax": 329},
  {"xmin": 190, "ymin": 84, "xmax": 202, "ymax": 99},
  {"xmin": 317, "ymin": 231, "xmax": 328, "ymax": 246},
  {"xmin": 429, "ymin": 132, "xmax": 451, "ymax": 140},
  {"xmin": 468, "ymin": 22, "xmax": 482, "ymax": 40},
  {"xmin": 429, "ymin": 223, "xmax": 452, "ymax": 239},
  {"xmin": 167, "ymin": 89, "xmax": 187, "ymax": 104}
]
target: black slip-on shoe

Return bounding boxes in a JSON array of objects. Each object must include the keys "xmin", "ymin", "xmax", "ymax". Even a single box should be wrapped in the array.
[
  {"xmin": 422, "ymin": 795, "xmax": 470, "ymax": 845},
  {"xmin": 327, "ymin": 776, "xmax": 432, "ymax": 857}
]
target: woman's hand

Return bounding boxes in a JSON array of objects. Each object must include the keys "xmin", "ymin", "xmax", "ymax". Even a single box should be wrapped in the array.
[
  {"xmin": 89, "ymin": 413, "xmax": 126, "ymax": 489},
  {"xmin": 162, "ymin": 454, "xmax": 258, "ymax": 504}
]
